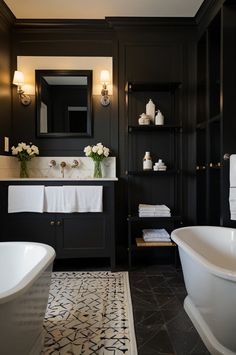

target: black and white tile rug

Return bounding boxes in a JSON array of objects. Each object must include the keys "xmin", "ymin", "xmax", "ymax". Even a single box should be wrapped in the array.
[{"xmin": 42, "ymin": 271, "xmax": 137, "ymax": 355}]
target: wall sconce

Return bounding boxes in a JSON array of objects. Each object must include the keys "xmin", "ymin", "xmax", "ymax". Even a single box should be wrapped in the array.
[
  {"xmin": 100, "ymin": 70, "xmax": 110, "ymax": 107},
  {"xmin": 13, "ymin": 70, "xmax": 31, "ymax": 106}
]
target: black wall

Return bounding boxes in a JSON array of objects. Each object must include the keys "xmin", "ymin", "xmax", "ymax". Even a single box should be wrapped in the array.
[
  {"xmin": 0, "ymin": 0, "xmax": 226, "ymax": 258},
  {"xmin": 0, "ymin": 0, "xmax": 14, "ymax": 155},
  {"xmin": 10, "ymin": 21, "xmax": 117, "ymax": 157}
]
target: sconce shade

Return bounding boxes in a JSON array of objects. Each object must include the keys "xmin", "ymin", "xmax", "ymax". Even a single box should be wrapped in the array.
[
  {"xmin": 13, "ymin": 71, "xmax": 25, "ymax": 85},
  {"xmin": 100, "ymin": 70, "xmax": 110, "ymax": 83}
]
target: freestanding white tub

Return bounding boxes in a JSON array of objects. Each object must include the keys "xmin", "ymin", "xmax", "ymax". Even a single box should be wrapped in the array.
[
  {"xmin": 171, "ymin": 226, "xmax": 236, "ymax": 355},
  {"xmin": 0, "ymin": 242, "xmax": 55, "ymax": 355}
]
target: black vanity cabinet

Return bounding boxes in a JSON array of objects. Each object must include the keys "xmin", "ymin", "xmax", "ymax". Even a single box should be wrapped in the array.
[{"xmin": 0, "ymin": 180, "xmax": 116, "ymax": 268}]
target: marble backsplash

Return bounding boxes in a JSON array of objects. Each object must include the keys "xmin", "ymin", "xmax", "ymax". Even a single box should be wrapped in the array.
[{"xmin": 0, "ymin": 155, "xmax": 116, "ymax": 179}]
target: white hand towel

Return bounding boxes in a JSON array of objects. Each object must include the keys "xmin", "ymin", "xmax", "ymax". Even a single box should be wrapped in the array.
[
  {"xmin": 75, "ymin": 186, "xmax": 103, "ymax": 212},
  {"xmin": 229, "ymin": 155, "xmax": 236, "ymax": 220},
  {"xmin": 63, "ymin": 186, "xmax": 78, "ymax": 212},
  {"xmin": 229, "ymin": 187, "xmax": 236, "ymax": 220},
  {"xmin": 44, "ymin": 186, "xmax": 64, "ymax": 213},
  {"xmin": 230, "ymin": 155, "xmax": 236, "ymax": 187},
  {"xmin": 8, "ymin": 185, "xmax": 45, "ymax": 213}
]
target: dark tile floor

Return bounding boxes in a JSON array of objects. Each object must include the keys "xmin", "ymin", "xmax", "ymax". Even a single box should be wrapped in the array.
[{"xmin": 129, "ymin": 265, "xmax": 210, "ymax": 355}]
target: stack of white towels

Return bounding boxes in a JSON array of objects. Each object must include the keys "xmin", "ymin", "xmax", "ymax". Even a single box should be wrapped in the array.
[
  {"xmin": 142, "ymin": 229, "xmax": 171, "ymax": 242},
  {"xmin": 139, "ymin": 204, "xmax": 171, "ymax": 217},
  {"xmin": 229, "ymin": 155, "xmax": 236, "ymax": 220}
]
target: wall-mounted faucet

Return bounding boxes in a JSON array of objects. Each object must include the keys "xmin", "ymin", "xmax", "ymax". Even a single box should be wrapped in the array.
[
  {"xmin": 49, "ymin": 160, "xmax": 56, "ymax": 168},
  {"xmin": 60, "ymin": 161, "xmax": 66, "ymax": 178}
]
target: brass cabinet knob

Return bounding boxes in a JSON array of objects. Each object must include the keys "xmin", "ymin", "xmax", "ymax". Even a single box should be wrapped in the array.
[
  {"xmin": 57, "ymin": 221, "xmax": 61, "ymax": 226},
  {"xmin": 50, "ymin": 221, "xmax": 55, "ymax": 226}
]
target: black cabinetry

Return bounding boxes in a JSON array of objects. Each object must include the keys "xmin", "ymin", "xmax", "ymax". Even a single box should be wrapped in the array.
[
  {"xmin": 196, "ymin": 2, "xmax": 236, "ymax": 226},
  {"xmin": 125, "ymin": 82, "xmax": 183, "ymax": 267},
  {"xmin": 0, "ymin": 180, "xmax": 116, "ymax": 268}
]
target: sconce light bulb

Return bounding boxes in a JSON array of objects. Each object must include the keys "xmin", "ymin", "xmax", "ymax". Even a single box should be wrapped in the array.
[
  {"xmin": 100, "ymin": 70, "xmax": 110, "ymax": 107},
  {"xmin": 100, "ymin": 70, "xmax": 110, "ymax": 84},
  {"xmin": 13, "ymin": 70, "xmax": 31, "ymax": 106},
  {"xmin": 13, "ymin": 71, "xmax": 25, "ymax": 86}
]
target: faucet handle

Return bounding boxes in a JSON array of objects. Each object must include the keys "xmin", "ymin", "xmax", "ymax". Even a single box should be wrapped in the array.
[
  {"xmin": 60, "ymin": 161, "xmax": 66, "ymax": 168},
  {"xmin": 49, "ymin": 160, "xmax": 56, "ymax": 167},
  {"xmin": 71, "ymin": 159, "xmax": 80, "ymax": 168}
]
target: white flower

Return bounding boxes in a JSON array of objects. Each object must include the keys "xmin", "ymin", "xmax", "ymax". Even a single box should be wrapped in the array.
[
  {"xmin": 84, "ymin": 142, "xmax": 110, "ymax": 161},
  {"xmin": 92, "ymin": 146, "xmax": 98, "ymax": 153},
  {"xmin": 84, "ymin": 145, "xmax": 92, "ymax": 154},
  {"xmin": 11, "ymin": 141, "xmax": 39, "ymax": 160},
  {"xmin": 11, "ymin": 147, "xmax": 18, "ymax": 155},
  {"xmin": 104, "ymin": 148, "xmax": 109, "ymax": 157}
]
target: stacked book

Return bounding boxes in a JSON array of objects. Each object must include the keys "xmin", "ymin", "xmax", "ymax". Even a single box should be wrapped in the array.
[
  {"xmin": 142, "ymin": 228, "xmax": 171, "ymax": 242},
  {"xmin": 138, "ymin": 204, "xmax": 171, "ymax": 217}
]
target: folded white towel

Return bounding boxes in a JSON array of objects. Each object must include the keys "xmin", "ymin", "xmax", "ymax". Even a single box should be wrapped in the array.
[
  {"xmin": 142, "ymin": 229, "xmax": 170, "ymax": 239},
  {"xmin": 229, "ymin": 187, "xmax": 236, "ymax": 220},
  {"xmin": 139, "ymin": 204, "xmax": 170, "ymax": 211},
  {"xmin": 75, "ymin": 186, "xmax": 103, "ymax": 212},
  {"xmin": 62, "ymin": 186, "xmax": 78, "ymax": 212},
  {"xmin": 8, "ymin": 185, "xmax": 45, "ymax": 213},
  {"xmin": 143, "ymin": 237, "xmax": 171, "ymax": 242},
  {"xmin": 230, "ymin": 155, "xmax": 236, "ymax": 187},
  {"xmin": 139, "ymin": 212, "xmax": 171, "ymax": 217},
  {"xmin": 44, "ymin": 186, "xmax": 64, "ymax": 213},
  {"xmin": 62, "ymin": 186, "xmax": 103, "ymax": 212}
]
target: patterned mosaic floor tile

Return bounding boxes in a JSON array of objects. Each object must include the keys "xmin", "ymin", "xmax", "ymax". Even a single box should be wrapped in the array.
[{"xmin": 42, "ymin": 271, "xmax": 137, "ymax": 355}]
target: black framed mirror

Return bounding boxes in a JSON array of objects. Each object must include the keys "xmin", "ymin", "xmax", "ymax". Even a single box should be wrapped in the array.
[{"xmin": 36, "ymin": 70, "xmax": 92, "ymax": 137}]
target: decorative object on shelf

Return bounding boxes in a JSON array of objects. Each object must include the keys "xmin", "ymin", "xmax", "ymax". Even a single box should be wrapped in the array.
[
  {"xmin": 84, "ymin": 142, "xmax": 110, "ymax": 178},
  {"xmin": 155, "ymin": 109, "xmax": 164, "ymax": 125},
  {"xmin": 143, "ymin": 151, "xmax": 153, "ymax": 170},
  {"xmin": 11, "ymin": 142, "xmax": 39, "ymax": 178},
  {"xmin": 100, "ymin": 70, "xmax": 110, "ymax": 107},
  {"xmin": 12, "ymin": 70, "xmax": 31, "ymax": 106},
  {"xmin": 153, "ymin": 159, "xmax": 167, "ymax": 171},
  {"xmin": 146, "ymin": 99, "xmax": 155, "ymax": 123},
  {"xmin": 138, "ymin": 113, "xmax": 150, "ymax": 125}
]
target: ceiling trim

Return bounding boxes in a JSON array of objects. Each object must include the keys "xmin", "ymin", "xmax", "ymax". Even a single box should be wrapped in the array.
[
  {"xmin": 0, "ymin": 0, "xmax": 15, "ymax": 28},
  {"xmin": 105, "ymin": 16, "xmax": 196, "ymax": 28},
  {"xmin": 195, "ymin": 0, "xmax": 225, "ymax": 28},
  {"xmin": 13, "ymin": 18, "xmax": 112, "ymax": 31}
]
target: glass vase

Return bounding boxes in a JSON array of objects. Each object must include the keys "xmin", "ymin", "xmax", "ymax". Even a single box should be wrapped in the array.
[
  {"xmin": 93, "ymin": 160, "xmax": 102, "ymax": 178},
  {"xmin": 20, "ymin": 160, "xmax": 29, "ymax": 178}
]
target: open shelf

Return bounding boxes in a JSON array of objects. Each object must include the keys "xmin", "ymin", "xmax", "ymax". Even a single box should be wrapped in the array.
[
  {"xmin": 135, "ymin": 238, "xmax": 176, "ymax": 247},
  {"xmin": 128, "ymin": 124, "xmax": 181, "ymax": 133},
  {"xmin": 126, "ymin": 169, "xmax": 179, "ymax": 176},
  {"xmin": 127, "ymin": 215, "xmax": 182, "ymax": 222}
]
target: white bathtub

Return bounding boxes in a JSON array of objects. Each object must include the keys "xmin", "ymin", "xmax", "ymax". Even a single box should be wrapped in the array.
[
  {"xmin": 0, "ymin": 242, "xmax": 55, "ymax": 355},
  {"xmin": 171, "ymin": 226, "xmax": 236, "ymax": 355}
]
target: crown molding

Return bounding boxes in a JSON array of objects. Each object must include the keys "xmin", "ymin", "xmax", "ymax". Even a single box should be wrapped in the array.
[
  {"xmin": 106, "ymin": 16, "xmax": 196, "ymax": 29},
  {"xmin": 195, "ymin": 0, "xmax": 225, "ymax": 35},
  {"xmin": 13, "ymin": 18, "xmax": 112, "ymax": 32},
  {"xmin": 0, "ymin": 0, "xmax": 15, "ymax": 28}
]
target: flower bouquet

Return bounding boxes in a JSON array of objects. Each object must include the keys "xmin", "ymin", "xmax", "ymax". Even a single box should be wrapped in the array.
[
  {"xmin": 11, "ymin": 142, "xmax": 39, "ymax": 178},
  {"xmin": 84, "ymin": 142, "xmax": 110, "ymax": 178}
]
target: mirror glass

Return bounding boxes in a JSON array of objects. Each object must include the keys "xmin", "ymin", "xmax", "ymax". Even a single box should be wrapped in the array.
[{"xmin": 36, "ymin": 70, "xmax": 92, "ymax": 137}]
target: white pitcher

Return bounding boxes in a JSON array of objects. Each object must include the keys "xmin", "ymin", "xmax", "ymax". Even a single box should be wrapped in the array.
[
  {"xmin": 155, "ymin": 110, "xmax": 164, "ymax": 125},
  {"xmin": 146, "ymin": 99, "xmax": 155, "ymax": 123}
]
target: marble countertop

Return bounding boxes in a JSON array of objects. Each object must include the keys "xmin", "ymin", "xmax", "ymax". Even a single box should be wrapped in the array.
[{"xmin": 0, "ymin": 177, "xmax": 118, "ymax": 181}]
